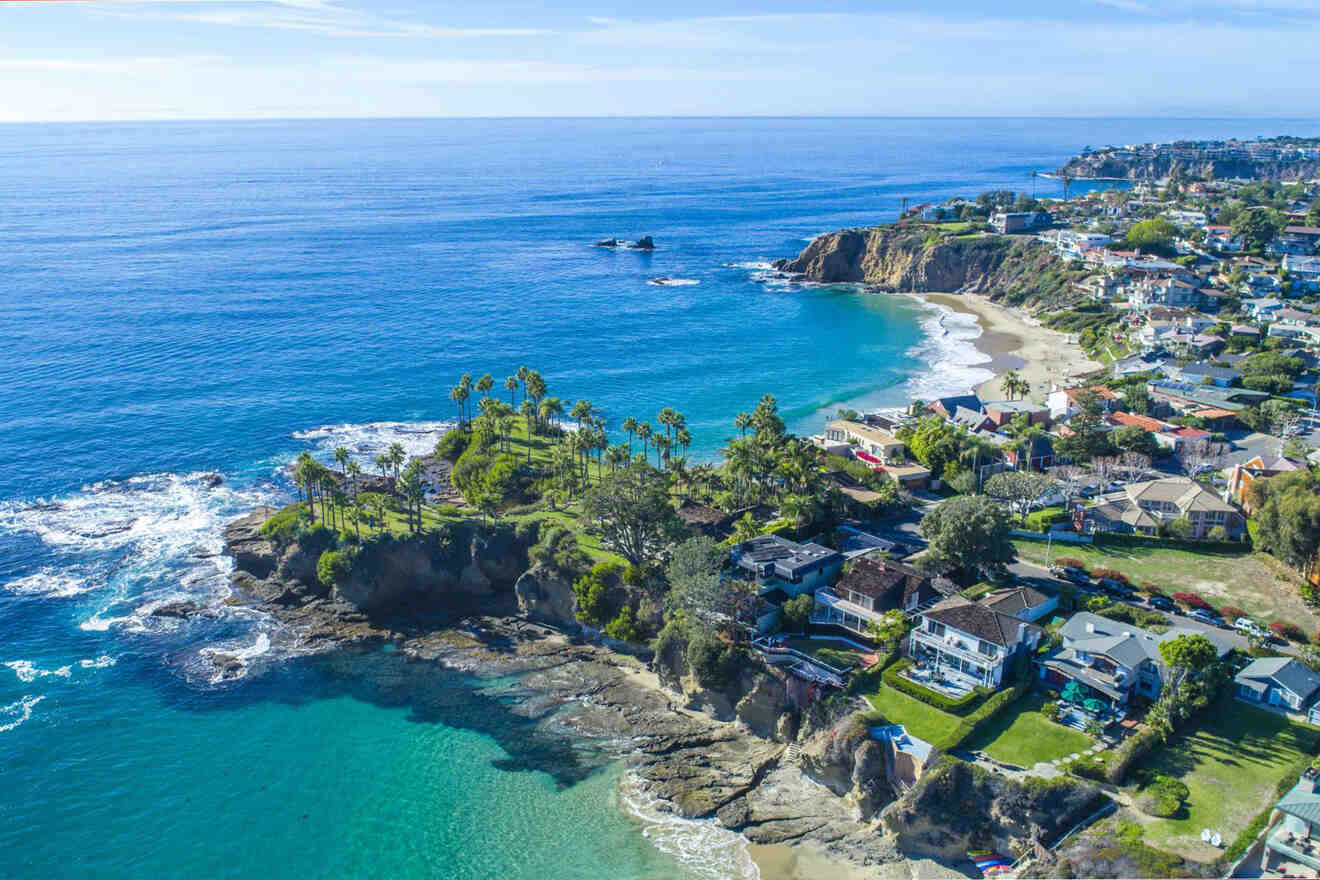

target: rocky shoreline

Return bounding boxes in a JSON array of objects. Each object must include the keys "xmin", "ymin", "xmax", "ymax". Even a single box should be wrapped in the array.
[{"xmin": 219, "ymin": 507, "xmax": 1107, "ymax": 878}]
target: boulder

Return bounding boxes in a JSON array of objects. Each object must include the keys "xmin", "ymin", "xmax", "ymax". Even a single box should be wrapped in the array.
[
  {"xmin": 513, "ymin": 566, "xmax": 577, "ymax": 626},
  {"xmin": 628, "ymin": 236, "xmax": 655, "ymax": 250},
  {"xmin": 592, "ymin": 238, "xmax": 620, "ymax": 247}
]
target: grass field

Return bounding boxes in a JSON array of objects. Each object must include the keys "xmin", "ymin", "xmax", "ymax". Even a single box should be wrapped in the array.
[
  {"xmin": 1133, "ymin": 701, "xmax": 1320, "ymax": 861},
  {"xmin": 963, "ymin": 693, "xmax": 1092, "ymax": 768},
  {"xmin": 865, "ymin": 685, "xmax": 962, "ymax": 746},
  {"xmin": 1013, "ymin": 539, "xmax": 1317, "ymax": 630},
  {"xmin": 781, "ymin": 637, "xmax": 869, "ymax": 671}
]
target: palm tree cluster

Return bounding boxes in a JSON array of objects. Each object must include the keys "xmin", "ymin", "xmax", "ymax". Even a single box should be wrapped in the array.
[{"xmin": 999, "ymin": 370, "xmax": 1031, "ymax": 401}]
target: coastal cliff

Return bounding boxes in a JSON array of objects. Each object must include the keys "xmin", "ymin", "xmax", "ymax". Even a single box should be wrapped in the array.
[
  {"xmin": 774, "ymin": 227, "xmax": 1079, "ymax": 307},
  {"xmin": 1058, "ymin": 151, "xmax": 1320, "ymax": 182}
]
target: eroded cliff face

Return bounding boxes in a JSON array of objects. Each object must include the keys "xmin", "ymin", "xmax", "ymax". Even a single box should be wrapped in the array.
[
  {"xmin": 223, "ymin": 509, "xmax": 528, "ymax": 621},
  {"xmin": 774, "ymin": 227, "xmax": 1072, "ymax": 305},
  {"xmin": 1059, "ymin": 152, "xmax": 1320, "ymax": 182},
  {"xmin": 880, "ymin": 758, "xmax": 1105, "ymax": 864}
]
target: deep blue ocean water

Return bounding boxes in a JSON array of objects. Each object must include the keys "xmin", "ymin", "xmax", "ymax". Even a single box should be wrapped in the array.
[{"xmin": 1, "ymin": 117, "xmax": 1316, "ymax": 879}]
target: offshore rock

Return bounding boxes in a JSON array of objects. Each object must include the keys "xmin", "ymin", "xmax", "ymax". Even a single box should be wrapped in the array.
[{"xmin": 628, "ymin": 235, "xmax": 655, "ymax": 250}]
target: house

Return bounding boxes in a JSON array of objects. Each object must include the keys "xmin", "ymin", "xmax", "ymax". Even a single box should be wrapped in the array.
[
  {"xmin": 809, "ymin": 557, "xmax": 957, "ymax": 641},
  {"xmin": 1146, "ymin": 380, "xmax": 1269, "ymax": 419},
  {"xmin": 1077, "ymin": 477, "xmax": 1245, "ymax": 539},
  {"xmin": 1245, "ymin": 297, "xmax": 1285, "ymax": 321},
  {"xmin": 1047, "ymin": 385, "xmax": 1120, "ymax": 421},
  {"xmin": 1265, "ymin": 768, "xmax": 1320, "ymax": 875},
  {"xmin": 819, "ymin": 418, "xmax": 932, "ymax": 489},
  {"xmin": 1226, "ymin": 453, "xmax": 1306, "ymax": 512},
  {"xmin": 990, "ymin": 211, "xmax": 1052, "ymax": 234},
  {"xmin": 1039, "ymin": 612, "xmax": 1233, "ymax": 712},
  {"xmin": 1162, "ymin": 361, "xmax": 1240, "ymax": 388},
  {"xmin": 1129, "ymin": 276, "xmax": 1202, "ymax": 310},
  {"xmin": 1204, "ymin": 224, "xmax": 1243, "ymax": 252},
  {"xmin": 1166, "ymin": 209, "xmax": 1208, "ymax": 227},
  {"xmin": 907, "ymin": 595, "xmax": 1041, "ymax": 691},
  {"xmin": 1284, "ymin": 255, "xmax": 1320, "ymax": 293},
  {"xmin": 1110, "ymin": 410, "xmax": 1171, "ymax": 434},
  {"xmin": 1154, "ymin": 425, "xmax": 1212, "ymax": 453},
  {"xmin": 952, "ymin": 405, "xmax": 995, "ymax": 432},
  {"xmin": 982, "ymin": 400, "xmax": 1050, "ymax": 429},
  {"xmin": 929, "ymin": 394, "xmax": 983, "ymax": 421},
  {"xmin": 980, "ymin": 586, "xmax": 1058, "ymax": 623},
  {"xmin": 1268, "ymin": 226, "xmax": 1320, "ymax": 257},
  {"xmin": 1235, "ymin": 657, "xmax": 1320, "ymax": 713},
  {"xmin": 1003, "ymin": 432, "xmax": 1056, "ymax": 471},
  {"xmin": 732, "ymin": 534, "xmax": 844, "ymax": 598}
]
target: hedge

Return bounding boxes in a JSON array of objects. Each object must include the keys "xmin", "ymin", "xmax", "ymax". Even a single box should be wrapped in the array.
[
  {"xmin": 1093, "ymin": 532, "xmax": 1251, "ymax": 554},
  {"xmin": 883, "ymin": 658, "xmax": 989, "ymax": 715},
  {"xmin": 1106, "ymin": 728, "xmax": 1163, "ymax": 785},
  {"xmin": 1025, "ymin": 507, "xmax": 1070, "ymax": 533},
  {"xmin": 934, "ymin": 666, "xmax": 1033, "ymax": 752}
]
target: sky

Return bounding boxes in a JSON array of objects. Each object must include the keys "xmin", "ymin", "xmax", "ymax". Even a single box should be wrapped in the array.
[{"xmin": 1, "ymin": 0, "xmax": 1319, "ymax": 121}]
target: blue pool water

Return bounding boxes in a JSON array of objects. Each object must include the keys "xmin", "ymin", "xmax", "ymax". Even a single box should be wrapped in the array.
[{"xmin": 1, "ymin": 117, "xmax": 1314, "ymax": 878}]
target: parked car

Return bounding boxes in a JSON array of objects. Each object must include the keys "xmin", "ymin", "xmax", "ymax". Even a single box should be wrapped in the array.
[
  {"xmin": 1188, "ymin": 608, "xmax": 1226, "ymax": 627},
  {"xmin": 1059, "ymin": 566, "xmax": 1091, "ymax": 585},
  {"xmin": 1234, "ymin": 617, "xmax": 1267, "ymax": 639},
  {"xmin": 1098, "ymin": 578, "xmax": 1132, "ymax": 597},
  {"xmin": 1148, "ymin": 596, "xmax": 1175, "ymax": 612},
  {"xmin": 1079, "ymin": 485, "xmax": 1101, "ymax": 499}
]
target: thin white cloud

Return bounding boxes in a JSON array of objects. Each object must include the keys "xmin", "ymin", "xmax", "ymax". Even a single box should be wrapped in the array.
[
  {"xmin": 1093, "ymin": 0, "xmax": 1153, "ymax": 13},
  {"xmin": 93, "ymin": 0, "xmax": 547, "ymax": 39}
]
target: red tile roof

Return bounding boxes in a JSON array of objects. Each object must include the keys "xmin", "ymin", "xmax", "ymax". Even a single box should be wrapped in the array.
[{"xmin": 1110, "ymin": 411, "xmax": 1167, "ymax": 432}]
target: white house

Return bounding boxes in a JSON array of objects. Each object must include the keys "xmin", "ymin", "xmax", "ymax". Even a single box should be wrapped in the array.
[{"xmin": 907, "ymin": 596, "xmax": 1041, "ymax": 691}]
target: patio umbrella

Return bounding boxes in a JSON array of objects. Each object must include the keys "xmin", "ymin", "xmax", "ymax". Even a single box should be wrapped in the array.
[
  {"xmin": 1061, "ymin": 681, "xmax": 1085, "ymax": 703},
  {"xmin": 1083, "ymin": 698, "xmax": 1107, "ymax": 714}
]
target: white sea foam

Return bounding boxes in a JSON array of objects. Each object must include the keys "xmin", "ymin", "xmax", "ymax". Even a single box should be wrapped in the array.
[
  {"xmin": 903, "ymin": 300, "xmax": 994, "ymax": 402},
  {"xmin": 4, "ymin": 661, "xmax": 72, "ymax": 683},
  {"xmin": 620, "ymin": 773, "xmax": 760, "ymax": 880},
  {"xmin": 79, "ymin": 655, "xmax": 116, "ymax": 669},
  {"xmin": 291, "ymin": 420, "xmax": 455, "ymax": 470},
  {"xmin": 0, "ymin": 695, "xmax": 44, "ymax": 733},
  {"xmin": 2, "ymin": 570, "xmax": 95, "ymax": 598},
  {"xmin": 647, "ymin": 277, "xmax": 700, "ymax": 287}
]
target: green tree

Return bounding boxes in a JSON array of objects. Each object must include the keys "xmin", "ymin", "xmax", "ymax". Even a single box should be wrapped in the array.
[
  {"xmin": 665, "ymin": 536, "xmax": 754, "ymax": 630},
  {"xmin": 984, "ymin": 470, "xmax": 1058, "ymax": 524},
  {"xmin": 581, "ymin": 463, "xmax": 685, "ymax": 566},
  {"xmin": 867, "ymin": 609, "xmax": 910, "ymax": 651},
  {"xmin": 779, "ymin": 594, "xmax": 813, "ymax": 632},
  {"xmin": 1249, "ymin": 470, "xmax": 1320, "ymax": 571},
  {"xmin": 919, "ymin": 494, "xmax": 1015, "ymax": 583},
  {"xmin": 573, "ymin": 562, "xmax": 625, "ymax": 627},
  {"xmin": 1112, "ymin": 424, "xmax": 1158, "ymax": 457},
  {"xmin": 1125, "ymin": 218, "xmax": 1178, "ymax": 251},
  {"xmin": 1231, "ymin": 206, "xmax": 1284, "ymax": 251}
]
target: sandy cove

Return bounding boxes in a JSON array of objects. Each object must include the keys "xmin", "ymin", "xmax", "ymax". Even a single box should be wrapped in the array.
[{"xmin": 921, "ymin": 292, "xmax": 1101, "ymax": 404}]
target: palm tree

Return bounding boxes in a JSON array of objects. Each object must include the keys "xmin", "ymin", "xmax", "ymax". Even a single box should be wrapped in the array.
[
  {"xmin": 539, "ymin": 396, "xmax": 563, "ymax": 433},
  {"xmin": 333, "ymin": 445, "xmax": 350, "ymax": 479},
  {"xmin": 734, "ymin": 411, "xmax": 752, "ymax": 438},
  {"xmin": 1000, "ymin": 370, "xmax": 1022, "ymax": 400},
  {"xmin": 476, "ymin": 373, "xmax": 494, "ymax": 407},
  {"xmin": 525, "ymin": 372, "xmax": 548, "ymax": 428},
  {"xmin": 374, "ymin": 453, "xmax": 390, "ymax": 479},
  {"xmin": 519, "ymin": 399, "xmax": 536, "ymax": 461},
  {"xmin": 655, "ymin": 433, "xmax": 672, "ymax": 469},
  {"xmin": 637, "ymin": 421, "xmax": 653, "ymax": 461},
  {"xmin": 675, "ymin": 427, "xmax": 692, "ymax": 461},
  {"xmin": 346, "ymin": 459, "xmax": 362, "ymax": 501},
  {"xmin": 570, "ymin": 399, "xmax": 593, "ymax": 431},
  {"xmin": 621, "ymin": 417, "xmax": 638, "ymax": 454},
  {"xmin": 657, "ymin": 406, "xmax": 683, "ymax": 444},
  {"xmin": 387, "ymin": 442, "xmax": 406, "ymax": 481},
  {"xmin": 450, "ymin": 385, "xmax": 469, "ymax": 428},
  {"xmin": 505, "ymin": 375, "xmax": 519, "ymax": 408},
  {"xmin": 293, "ymin": 451, "xmax": 317, "ymax": 523}
]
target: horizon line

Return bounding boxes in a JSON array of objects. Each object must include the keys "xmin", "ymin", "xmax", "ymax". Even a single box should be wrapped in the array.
[{"xmin": 3, "ymin": 113, "xmax": 1320, "ymax": 127}]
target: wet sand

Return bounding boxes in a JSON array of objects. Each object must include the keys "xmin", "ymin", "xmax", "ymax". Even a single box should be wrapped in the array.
[{"xmin": 922, "ymin": 292, "xmax": 1101, "ymax": 403}]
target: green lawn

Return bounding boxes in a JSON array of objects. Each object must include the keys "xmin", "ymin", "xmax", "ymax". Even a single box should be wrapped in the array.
[
  {"xmin": 1013, "ymin": 539, "xmax": 1317, "ymax": 629},
  {"xmin": 781, "ymin": 637, "xmax": 869, "ymax": 671},
  {"xmin": 963, "ymin": 693, "xmax": 1092, "ymax": 768},
  {"xmin": 1134, "ymin": 701, "xmax": 1320, "ymax": 861},
  {"xmin": 865, "ymin": 685, "xmax": 963, "ymax": 746}
]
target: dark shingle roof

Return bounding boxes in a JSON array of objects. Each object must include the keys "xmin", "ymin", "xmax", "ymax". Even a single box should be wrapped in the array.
[
  {"xmin": 836, "ymin": 557, "xmax": 931, "ymax": 605},
  {"xmin": 922, "ymin": 596, "xmax": 1037, "ymax": 647}
]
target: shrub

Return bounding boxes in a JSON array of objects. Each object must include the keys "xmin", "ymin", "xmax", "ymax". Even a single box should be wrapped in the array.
[
  {"xmin": 434, "ymin": 430, "xmax": 471, "ymax": 462},
  {"xmin": 1272, "ymin": 621, "xmax": 1307, "ymax": 643},
  {"xmin": 260, "ymin": 504, "xmax": 306, "ymax": 542},
  {"xmin": 603, "ymin": 606, "xmax": 640, "ymax": 642},
  {"xmin": 1207, "ymin": 525, "xmax": 1230, "ymax": 542},
  {"xmin": 780, "ymin": 594, "xmax": 813, "ymax": 632},
  {"xmin": 1138, "ymin": 775, "xmax": 1189, "ymax": 817},
  {"xmin": 1055, "ymin": 557, "xmax": 1087, "ymax": 572},
  {"xmin": 315, "ymin": 548, "xmax": 354, "ymax": 587},
  {"xmin": 1172, "ymin": 592, "xmax": 1211, "ymax": 610},
  {"xmin": 1107, "ymin": 728, "xmax": 1163, "ymax": 784},
  {"xmin": 1041, "ymin": 700, "xmax": 1060, "ymax": 720},
  {"xmin": 686, "ymin": 631, "xmax": 743, "ymax": 689},
  {"xmin": 1138, "ymin": 581, "xmax": 1165, "ymax": 597},
  {"xmin": 572, "ymin": 562, "xmax": 625, "ymax": 628},
  {"xmin": 1218, "ymin": 605, "xmax": 1248, "ymax": 623},
  {"xmin": 882, "ymin": 658, "xmax": 988, "ymax": 714},
  {"xmin": 1091, "ymin": 568, "xmax": 1129, "ymax": 585}
]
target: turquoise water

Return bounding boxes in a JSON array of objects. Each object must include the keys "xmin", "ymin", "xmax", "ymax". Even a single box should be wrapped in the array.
[{"xmin": 3, "ymin": 117, "xmax": 1317, "ymax": 879}]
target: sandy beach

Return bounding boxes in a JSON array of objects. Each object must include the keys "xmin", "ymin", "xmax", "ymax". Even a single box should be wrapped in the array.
[
  {"xmin": 749, "ymin": 841, "xmax": 969, "ymax": 880},
  {"xmin": 922, "ymin": 292, "xmax": 1101, "ymax": 404}
]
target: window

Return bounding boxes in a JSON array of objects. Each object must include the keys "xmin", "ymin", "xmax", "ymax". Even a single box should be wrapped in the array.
[
  {"xmin": 978, "ymin": 641, "xmax": 997, "ymax": 658},
  {"xmin": 928, "ymin": 620, "xmax": 946, "ymax": 637}
]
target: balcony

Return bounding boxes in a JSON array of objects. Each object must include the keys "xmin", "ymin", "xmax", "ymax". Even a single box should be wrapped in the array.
[
  {"xmin": 911, "ymin": 630, "xmax": 999, "ymax": 667},
  {"xmin": 1268, "ymin": 826, "xmax": 1320, "ymax": 873}
]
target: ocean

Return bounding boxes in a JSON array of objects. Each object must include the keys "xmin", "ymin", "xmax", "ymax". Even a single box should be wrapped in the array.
[{"xmin": 1, "ymin": 116, "xmax": 1314, "ymax": 879}]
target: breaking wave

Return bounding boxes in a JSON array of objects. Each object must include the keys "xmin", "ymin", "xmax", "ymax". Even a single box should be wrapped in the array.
[
  {"xmin": 903, "ymin": 300, "xmax": 993, "ymax": 402},
  {"xmin": 619, "ymin": 773, "xmax": 760, "ymax": 880},
  {"xmin": 0, "ymin": 696, "xmax": 44, "ymax": 734}
]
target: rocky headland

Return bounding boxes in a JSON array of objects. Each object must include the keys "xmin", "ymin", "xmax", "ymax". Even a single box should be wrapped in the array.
[
  {"xmin": 1057, "ymin": 146, "xmax": 1320, "ymax": 182},
  {"xmin": 773, "ymin": 226, "xmax": 1079, "ymax": 309},
  {"xmin": 220, "ymin": 508, "xmax": 1106, "ymax": 876}
]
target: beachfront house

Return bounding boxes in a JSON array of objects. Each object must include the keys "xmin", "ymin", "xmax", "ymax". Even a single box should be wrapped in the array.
[
  {"xmin": 1038, "ymin": 612, "xmax": 1233, "ymax": 714},
  {"xmin": 1047, "ymin": 385, "xmax": 1120, "ymax": 422},
  {"xmin": 732, "ymin": 534, "xmax": 844, "ymax": 598},
  {"xmin": 1235, "ymin": 657, "xmax": 1320, "ymax": 714},
  {"xmin": 1265, "ymin": 768, "xmax": 1320, "ymax": 874},
  {"xmin": 990, "ymin": 211, "xmax": 1052, "ymax": 234},
  {"xmin": 906, "ymin": 596, "xmax": 1041, "ymax": 693},
  {"xmin": 982, "ymin": 400, "xmax": 1050, "ymax": 429},
  {"xmin": 1076, "ymin": 477, "xmax": 1245, "ymax": 539},
  {"xmin": 809, "ymin": 557, "xmax": 956, "ymax": 642},
  {"xmin": 820, "ymin": 418, "xmax": 932, "ymax": 489}
]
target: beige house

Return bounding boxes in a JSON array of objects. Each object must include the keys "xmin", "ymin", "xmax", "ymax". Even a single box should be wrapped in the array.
[
  {"xmin": 1077, "ymin": 477, "xmax": 1244, "ymax": 539},
  {"xmin": 820, "ymin": 419, "xmax": 931, "ymax": 489}
]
